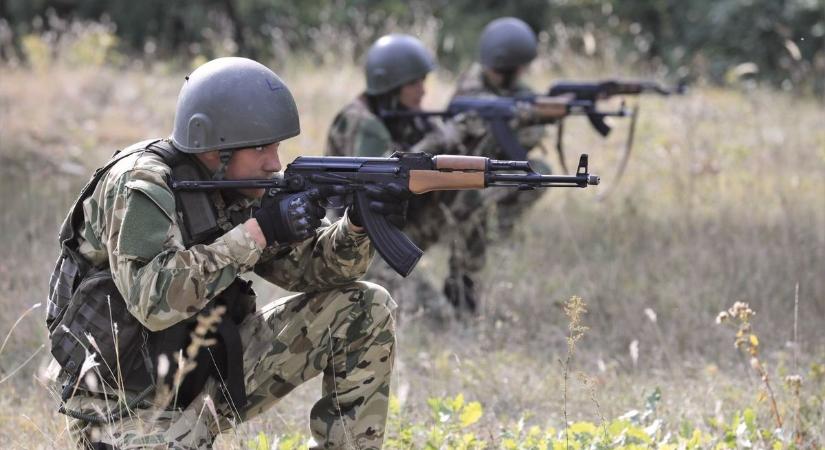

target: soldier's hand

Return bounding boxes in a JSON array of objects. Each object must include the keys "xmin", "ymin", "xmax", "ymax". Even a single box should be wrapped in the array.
[
  {"xmin": 451, "ymin": 112, "xmax": 487, "ymax": 140},
  {"xmin": 253, "ymin": 190, "xmax": 326, "ymax": 246},
  {"xmin": 348, "ymin": 183, "xmax": 411, "ymax": 229}
]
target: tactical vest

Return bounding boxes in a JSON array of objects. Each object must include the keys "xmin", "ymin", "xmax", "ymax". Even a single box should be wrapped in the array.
[{"xmin": 47, "ymin": 139, "xmax": 255, "ymax": 417}]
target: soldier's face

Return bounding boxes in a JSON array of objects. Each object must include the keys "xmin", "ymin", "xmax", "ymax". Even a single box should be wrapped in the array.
[
  {"xmin": 399, "ymin": 77, "xmax": 426, "ymax": 110},
  {"xmin": 485, "ymin": 64, "xmax": 529, "ymax": 88},
  {"xmin": 198, "ymin": 142, "xmax": 282, "ymax": 198}
]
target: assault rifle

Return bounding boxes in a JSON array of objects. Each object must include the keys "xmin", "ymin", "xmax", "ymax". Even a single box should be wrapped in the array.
[
  {"xmin": 172, "ymin": 152, "xmax": 599, "ymax": 276},
  {"xmin": 547, "ymin": 79, "xmax": 687, "ymax": 100},
  {"xmin": 380, "ymin": 96, "xmax": 626, "ymax": 161},
  {"xmin": 547, "ymin": 79, "xmax": 686, "ymax": 180}
]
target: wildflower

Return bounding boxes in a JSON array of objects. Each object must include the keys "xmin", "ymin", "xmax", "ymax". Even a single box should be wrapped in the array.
[
  {"xmin": 784, "ymin": 374, "xmax": 803, "ymax": 390},
  {"xmin": 644, "ymin": 308, "xmax": 657, "ymax": 323},
  {"xmin": 729, "ymin": 301, "xmax": 755, "ymax": 321}
]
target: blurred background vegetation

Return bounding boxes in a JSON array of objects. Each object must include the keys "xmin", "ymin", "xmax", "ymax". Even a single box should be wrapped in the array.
[
  {"xmin": 1, "ymin": 1, "xmax": 824, "ymax": 448},
  {"xmin": 2, "ymin": 0, "xmax": 824, "ymax": 95}
]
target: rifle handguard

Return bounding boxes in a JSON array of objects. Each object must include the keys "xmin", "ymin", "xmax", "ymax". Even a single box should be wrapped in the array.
[
  {"xmin": 531, "ymin": 97, "xmax": 570, "ymax": 120},
  {"xmin": 432, "ymin": 155, "xmax": 487, "ymax": 170},
  {"xmin": 408, "ymin": 171, "xmax": 486, "ymax": 194}
]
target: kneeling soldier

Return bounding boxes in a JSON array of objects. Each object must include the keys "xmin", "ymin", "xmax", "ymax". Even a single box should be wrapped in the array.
[{"xmin": 46, "ymin": 57, "xmax": 404, "ymax": 449}]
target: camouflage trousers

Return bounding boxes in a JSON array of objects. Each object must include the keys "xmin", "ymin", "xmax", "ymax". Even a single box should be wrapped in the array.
[
  {"xmin": 67, "ymin": 281, "xmax": 397, "ymax": 449},
  {"xmin": 441, "ymin": 157, "xmax": 550, "ymax": 312}
]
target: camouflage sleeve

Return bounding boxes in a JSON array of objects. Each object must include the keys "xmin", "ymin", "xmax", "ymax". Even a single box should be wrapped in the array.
[
  {"xmin": 325, "ymin": 112, "xmax": 349, "ymax": 157},
  {"xmin": 92, "ymin": 155, "xmax": 263, "ymax": 332},
  {"xmin": 326, "ymin": 103, "xmax": 393, "ymax": 158},
  {"xmin": 512, "ymin": 84, "xmax": 547, "ymax": 149},
  {"xmin": 253, "ymin": 211, "xmax": 373, "ymax": 292},
  {"xmin": 516, "ymin": 123, "xmax": 546, "ymax": 150},
  {"xmin": 353, "ymin": 118, "xmax": 392, "ymax": 157}
]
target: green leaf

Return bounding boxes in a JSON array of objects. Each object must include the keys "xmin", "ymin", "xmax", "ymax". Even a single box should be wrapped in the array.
[
  {"xmin": 427, "ymin": 397, "xmax": 441, "ymax": 415},
  {"xmin": 502, "ymin": 438, "xmax": 518, "ymax": 450},
  {"xmin": 248, "ymin": 431, "xmax": 268, "ymax": 450},
  {"xmin": 569, "ymin": 421, "xmax": 598, "ymax": 435},
  {"xmin": 452, "ymin": 393, "xmax": 465, "ymax": 412},
  {"xmin": 460, "ymin": 401, "xmax": 483, "ymax": 427},
  {"xmin": 278, "ymin": 434, "xmax": 303, "ymax": 450},
  {"xmin": 743, "ymin": 408, "xmax": 756, "ymax": 432},
  {"xmin": 625, "ymin": 424, "xmax": 653, "ymax": 444},
  {"xmin": 645, "ymin": 387, "xmax": 662, "ymax": 414}
]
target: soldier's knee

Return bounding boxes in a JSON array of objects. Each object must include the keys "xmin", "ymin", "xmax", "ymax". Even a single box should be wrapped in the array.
[
  {"xmin": 352, "ymin": 281, "xmax": 397, "ymax": 323},
  {"xmin": 354, "ymin": 281, "xmax": 395, "ymax": 308}
]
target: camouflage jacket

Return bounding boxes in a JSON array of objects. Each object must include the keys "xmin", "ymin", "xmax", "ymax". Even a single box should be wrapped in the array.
[
  {"xmin": 326, "ymin": 94, "xmax": 464, "ymax": 158},
  {"xmin": 74, "ymin": 147, "xmax": 373, "ymax": 332},
  {"xmin": 452, "ymin": 63, "xmax": 546, "ymax": 158},
  {"xmin": 326, "ymin": 96, "xmax": 395, "ymax": 157},
  {"xmin": 325, "ymin": 96, "xmax": 469, "ymax": 249}
]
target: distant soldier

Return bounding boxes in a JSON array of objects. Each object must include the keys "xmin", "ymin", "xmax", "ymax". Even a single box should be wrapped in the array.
[
  {"xmin": 326, "ymin": 34, "xmax": 472, "ymax": 317},
  {"xmin": 446, "ymin": 17, "xmax": 552, "ymax": 311},
  {"xmin": 46, "ymin": 57, "xmax": 408, "ymax": 449}
]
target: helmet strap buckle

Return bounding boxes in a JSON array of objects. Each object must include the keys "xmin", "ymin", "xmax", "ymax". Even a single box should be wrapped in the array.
[{"xmin": 213, "ymin": 150, "xmax": 233, "ymax": 181}]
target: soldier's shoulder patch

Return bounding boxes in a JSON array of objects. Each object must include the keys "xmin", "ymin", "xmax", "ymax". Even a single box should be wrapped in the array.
[
  {"xmin": 116, "ymin": 168, "xmax": 175, "ymax": 261},
  {"xmin": 117, "ymin": 184, "xmax": 173, "ymax": 262},
  {"xmin": 124, "ymin": 179, "xmax": 175, "ymax": 221}
]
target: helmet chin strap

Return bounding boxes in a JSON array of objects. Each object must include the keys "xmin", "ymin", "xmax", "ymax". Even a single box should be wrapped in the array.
[{"xmin": 212, "ymin": 149, "xmax": 234, "ymax": 180}]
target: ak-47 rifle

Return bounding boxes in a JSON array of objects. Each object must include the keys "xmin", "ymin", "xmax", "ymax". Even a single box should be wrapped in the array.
[
  {"xmin": 547, "ymin": 79, "xmax": 686, "ymax": 100},
  {"xmin": 547, "ymin": 79, "xmax": 686, "ymax": 182},
  {"xmin": 380, "ymin": 96, "xmax": 625, "ymax": 161},
  {"xmin": 172, "ymin": 152, "xmax": 599, "ymax": 276}
]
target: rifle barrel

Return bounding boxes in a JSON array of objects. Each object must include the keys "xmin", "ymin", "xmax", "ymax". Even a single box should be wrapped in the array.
[
  {"xmin": 171, "ymin": 178, "xmax": 287, "ymax": 190},
  {"xmin": 487, "ymin": 172, "xmax": 599, "ymax": 187}
]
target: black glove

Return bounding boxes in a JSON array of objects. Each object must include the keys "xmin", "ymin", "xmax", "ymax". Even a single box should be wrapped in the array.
[
  {"xmin": 253, "ymin": 190, "xmax": 326, "ymax": 246},
  {"xmin": 348, "ymin": 183, "xmax": 412, "ymax": 229}
]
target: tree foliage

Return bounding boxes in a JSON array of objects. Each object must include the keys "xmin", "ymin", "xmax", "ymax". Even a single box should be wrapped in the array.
[{"xmin": 2, "ymin": 0, "xmax": 824, "ymax": 93}]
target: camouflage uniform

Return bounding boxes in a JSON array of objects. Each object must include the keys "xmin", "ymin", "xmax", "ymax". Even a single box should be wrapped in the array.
[
  {"xmin": 326, "ymin": 96, "xmax": 394, "ymax": 158},
  {"xmin": 54, "ymin": 148, "xmax": 396, "ymax": 449},
  {"xmin": 440, "ymin": 63, "xmax": 552, "ymax": 310},
  {"xmin": 326, "ymin": 97, "xmax": 457, "ymax": 318}
]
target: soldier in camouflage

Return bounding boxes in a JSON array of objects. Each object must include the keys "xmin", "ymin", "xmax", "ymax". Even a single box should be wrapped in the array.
[
  {"xmin": 326, "ymin": 34, "xmax": 470, "ymax": 318},
  {"xmin": 445, "ymin": 17, "xmax": 552, "ymax": 311},
  {"xmin": 47, "ymin": 57, "xmax": 406, "ymax": 449}
]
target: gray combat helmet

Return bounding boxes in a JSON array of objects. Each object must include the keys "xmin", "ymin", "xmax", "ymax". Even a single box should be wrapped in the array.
[
  {"xmin": 479, "ymin": 17, "xmax": 538, "ymax": 70},
  {"xmin": 171, "ymin": 57, "xmax": 300, "ymax": 153},
  {"xmin": 365, "ymin": 34, "xmax": 436, "ymax": 95}
]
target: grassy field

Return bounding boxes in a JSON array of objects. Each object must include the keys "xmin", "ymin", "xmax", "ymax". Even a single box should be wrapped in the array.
[{"xmin": 0, "ymin": 41, "xmax": 824, "ymax": 448}]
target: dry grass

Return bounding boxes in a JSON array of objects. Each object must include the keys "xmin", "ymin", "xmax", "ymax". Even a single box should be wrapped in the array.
[{"xmin": 0, "ymin": 48, "xmax": 823, "ymax": 448}]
